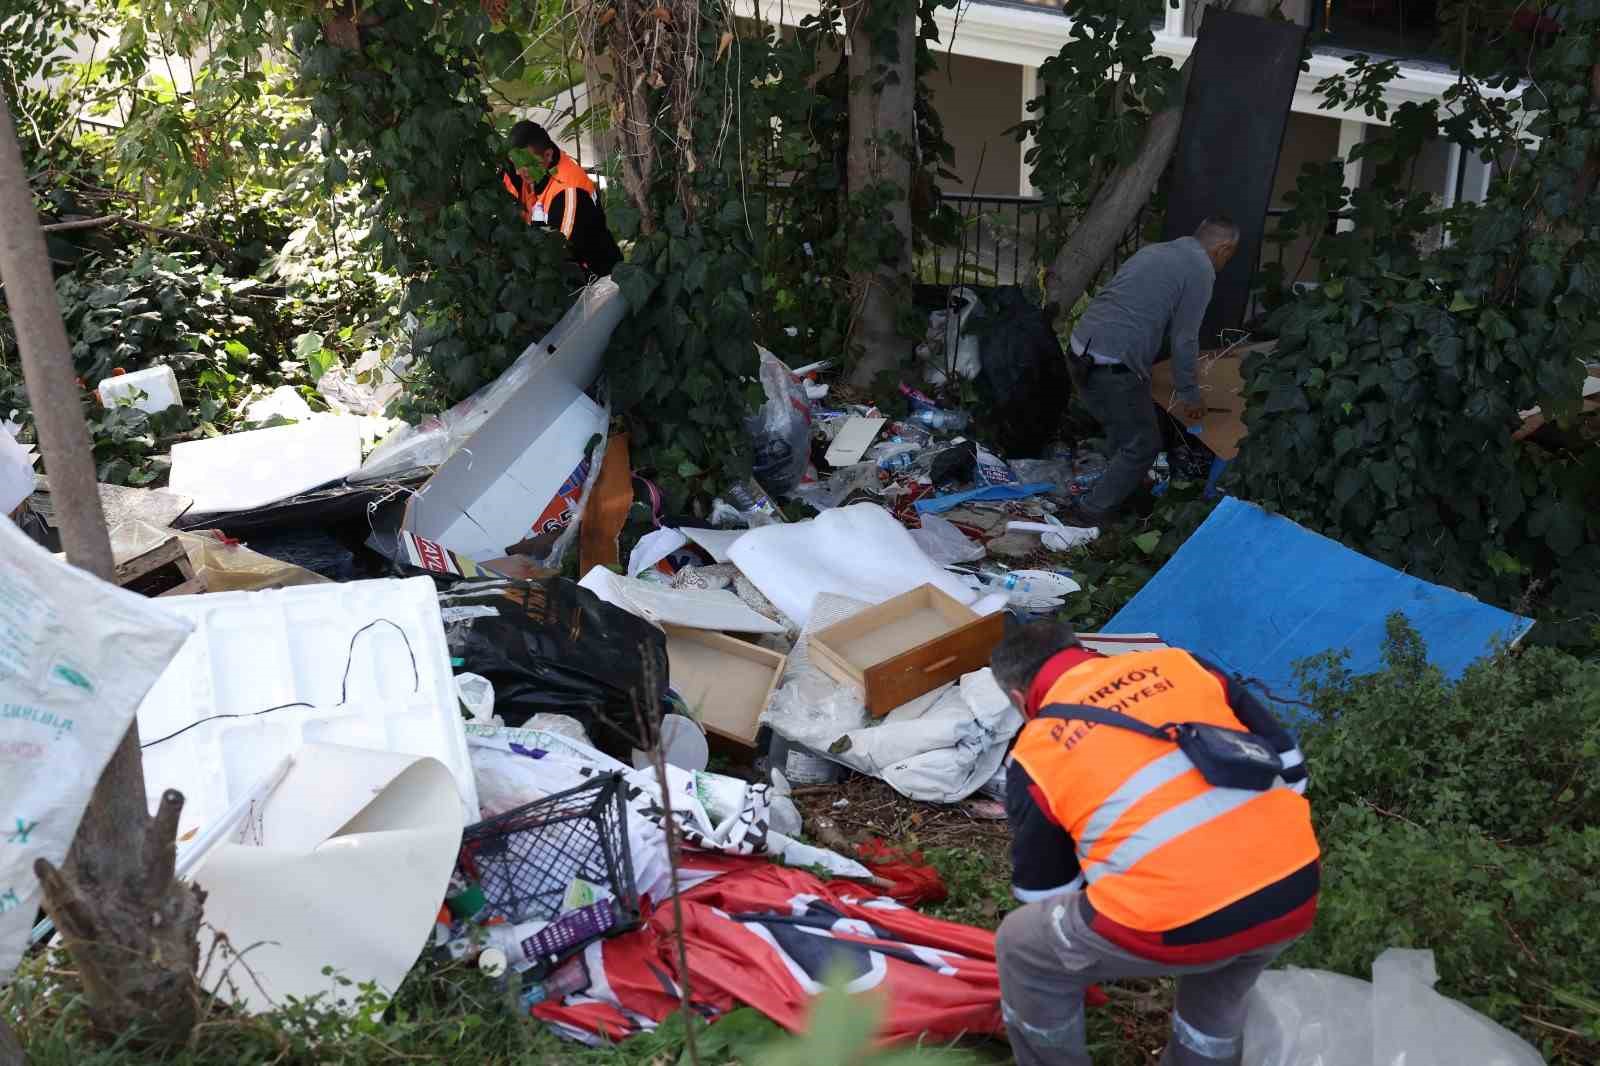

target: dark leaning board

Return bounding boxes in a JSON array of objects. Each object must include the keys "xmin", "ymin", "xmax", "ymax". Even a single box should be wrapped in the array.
[{"xmin": 1161, "ymin": 9, "xmax": 1308, "ymax": 349}]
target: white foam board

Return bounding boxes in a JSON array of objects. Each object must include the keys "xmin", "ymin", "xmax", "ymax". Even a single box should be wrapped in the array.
[
  {"xmin": 138, "ymin": 577, "xmax": 478, "ymax": 838},
  {"xmin": 169, "ymin": 416, "xmax": 362, "ymax": 515}
]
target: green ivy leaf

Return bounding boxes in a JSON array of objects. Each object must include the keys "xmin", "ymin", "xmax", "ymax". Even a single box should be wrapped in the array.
[
  {"xmin": 612, "ymin": 263, "xmax": 659, "ymax": 313},
  {"xmin": 1132, "ymin": 531, "xmax": 1160, "ymax": 554}
]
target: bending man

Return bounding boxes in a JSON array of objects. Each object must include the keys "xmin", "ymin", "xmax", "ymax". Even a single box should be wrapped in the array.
[
  {"xmin": 992, "ymin": 620, "xmax": 1317, "ymax": 1066},
  {"xmin": 1063, "ymin": 218, "xmax": 1239, "ymax": 525}
]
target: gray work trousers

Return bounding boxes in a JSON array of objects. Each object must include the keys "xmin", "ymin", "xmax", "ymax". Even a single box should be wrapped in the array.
[
  {"xmin": 996, "ymin": 891, "xmax": 1294, "ymax": 1066},
  {"xmin": 1067, "ymin": 358, "xmax": 1161, "ymax": 519}
]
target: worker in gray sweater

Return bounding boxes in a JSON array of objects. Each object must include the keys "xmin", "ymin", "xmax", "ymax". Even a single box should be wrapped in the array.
[{"xmin": 1062, "ymin": 218, "xmax": 1239, "ymax": 526}]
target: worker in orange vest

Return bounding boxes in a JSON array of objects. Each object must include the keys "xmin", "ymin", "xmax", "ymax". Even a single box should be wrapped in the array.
[
  {"xmin": 502, "ymin": 121, "xmax": 620, "ymax": 277},
  {"xmin": 989, "ymin": 621, "xmax": 1318, "ymax": 1066}
]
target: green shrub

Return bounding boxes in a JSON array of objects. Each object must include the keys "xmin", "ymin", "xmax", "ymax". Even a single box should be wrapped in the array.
[{"xmin": 1289, "ymin": 616, "xmax": 1600, "ymax": 1062}]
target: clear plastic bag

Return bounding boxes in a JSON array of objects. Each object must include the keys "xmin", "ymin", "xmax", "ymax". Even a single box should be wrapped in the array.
[
  {"xmin": 1243, "ymin": 949, "xmax": 1546, "ymax": 1066},
  {"xmin": 909, "ymin": 513, "xmax": 986, "ymax": 565},
  {"xmin": 746, "ymin": 347, "xmax": 813, "ymax": 496}
]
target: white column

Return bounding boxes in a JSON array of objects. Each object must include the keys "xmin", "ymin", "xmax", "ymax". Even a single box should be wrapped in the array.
[
  {"xmin": 1166, "ymin": 0, "xmax": 1187, "ymax": 37},
  {"xmin": 1019, "ymin": 65, "xmax": 1039, "ymax": 197},
  {"xmin": 1336, "ymin": 118, "xmax": 1366, "ymax": 233},
  {"xmin": 1461, "ymin": 150, "xmax": 1493, "ymax": 204}
]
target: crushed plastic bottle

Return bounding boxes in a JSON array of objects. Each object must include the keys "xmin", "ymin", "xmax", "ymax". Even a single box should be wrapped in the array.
[{"xmin": 908, "ymin": 406, "xmax": 972, "ymax": 432}]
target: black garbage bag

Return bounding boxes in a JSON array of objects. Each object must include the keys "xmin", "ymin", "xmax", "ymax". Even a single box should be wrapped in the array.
[
  {"xmin": 439, "ymin": 577, "xmax": 665, "ymax": 759},
  {"xmin": 976, "ymin": 286, "xmax": 1071, "ymax": 456}
]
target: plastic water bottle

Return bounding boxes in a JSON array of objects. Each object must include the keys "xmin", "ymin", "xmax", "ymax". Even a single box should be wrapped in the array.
[
  {"xmin": 877, "ymin": 451, "xmax": 919, "ymax": 474},
  {"xmin": 908, "ymin": 406, "xmax": 971, "ymax": 432}
]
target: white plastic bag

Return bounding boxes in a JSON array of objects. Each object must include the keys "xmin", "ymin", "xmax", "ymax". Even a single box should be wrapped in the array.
[
  {"xmin": 1, "ymin": 518, "xmax": 194, "ymax": 979},
  {"xmin": 1244, "ymin": 949, "xmax": 1546, "ymax": 1066}
]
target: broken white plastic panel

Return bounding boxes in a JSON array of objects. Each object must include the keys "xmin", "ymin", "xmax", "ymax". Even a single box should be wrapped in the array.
[
  {"xmin": 96, "ymin": 365, "xmax": 181, "ymax": 414},
  {"xmin": 356, "ymin": 278, "xmax": 623, "ymax": 482},
  {"xmin": 1078, "ymin": 633, "xmax": 1169, "ymax": 655},
  {"xmin": 680, "ymin": 526, "xmax": 747, "ymax": 564},
  {"xmin": 137, "ymin": 576, "xmax": 479, "ymax": 840},
  {"xmin": 400, "ymin": 390, "xmax": 606, "ymax": 562},
  {"xmin": 191, "ymin": 743, "xmax": 463, "ymax": 1014},
  {"xmin": 168, "ymin": 416, "xmax": 363, "ymax": 516},
  {"xmin": 578, "ymin": 566, "xmax": 785, "ymax": 633},
  {"xmin": 728, "ymin": 503, "xmax": 980, "ymax": 628}
]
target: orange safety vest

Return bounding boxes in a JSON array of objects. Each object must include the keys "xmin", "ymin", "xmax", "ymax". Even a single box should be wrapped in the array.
[
  {"xmin": 502, "ymin": 150, "xmax": 597, "ymax": 234},
  {"xmin": 1010, "ymin": 649, "xmax": 1320, "ymax": 934}
]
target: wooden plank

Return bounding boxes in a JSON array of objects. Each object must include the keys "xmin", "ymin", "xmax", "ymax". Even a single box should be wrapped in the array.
[
  {"xmin": 112, "ymin": 536, "xmax": 188, "ymax": 585},
  {"xmin": 578, "ymin": 432, "xmax": 631, "ymax": 574},
  {"xmin": 862, "ymin": 610, "xmax": 1006, "ymax": 716}
]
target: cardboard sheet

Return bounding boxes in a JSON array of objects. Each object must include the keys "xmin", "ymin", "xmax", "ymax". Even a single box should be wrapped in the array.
[
  {"xmin": 1147, "ymin": 345, "xmax": 1268, "ymax": 461},
  {"xmin": 823, "ymin": 416, "xmax": 887, "ymax": 467},
  {"xmin": 169, "ymin": 417, "xmax": 363, "ymax": 516},
  {"xmin": 1104, "ymin": 498, "xmax": 1534, "ymax": 717},
  {"xmin": 579, "ymin": 433, "xmax": 633, "ymax": 573},
  {"xmin": 192, "ymin": 743, "xmax": 463, "ymax": 1012}
]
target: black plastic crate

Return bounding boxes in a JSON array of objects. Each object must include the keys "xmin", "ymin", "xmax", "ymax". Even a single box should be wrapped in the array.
[{"xmin": 456, "ymin": 773, "xmax": 640, "ymax": 965}]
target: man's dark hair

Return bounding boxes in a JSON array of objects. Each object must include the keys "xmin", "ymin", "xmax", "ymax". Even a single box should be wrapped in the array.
[
  {"xmin": 990, "ymin": 620, "xmax": 1081, "ymax": 696},
  {"xmin": 509, "ymin": 120, "xmax": 557, "ymax": 154}
]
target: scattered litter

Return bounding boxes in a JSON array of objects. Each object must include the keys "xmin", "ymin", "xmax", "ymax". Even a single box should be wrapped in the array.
[
  {"xmin": 747, "ymin": 347, "xmax": 813, "ymax": 495},
  {"xmin": 456, "ymin": 672, "xmax": 497, "ymax": 723},
  {"xmin": 108, "ymin": 520, "xmax": 328, "ymax": 593},
  {"xmin": 96, "ymin": 364, "xmax": 181, "ymax": 413},
  {"xmin": 1105, "ymin": 498, "xmax": 1535, "ymax": 716},
  {"xmin": 579, "ymin": 566, "xmax": 787, "ymax": 634},
  {"xmin": 193, "ymin": 744, "xmax": 463, "ymax": 1013},
  {"xmin": 679, "ymin": 525, "xmax": 747, "ymax": 563},
  {"xmin": 534, "ymin": 863, "xmax": 1003, "ymax": 1046},
  {"xmin": 356, "ymin": 279, "xmax": 622, "ymax": 481},
  {"xmin": 137, "ymin": 576, "xmax": 480, "ymax": 834},
  {"xmin": 0, "ymin": 518, "xmax": 193, "ymax": 980},
  {"xmin": 1, "ymin": 429, "xmax": 36, "ymax": 515},
  {"xmin": 823, "ymin": 415, "xmax": 888, "ymax": 467},
  {"xmin": 244, "ymin": 384, "xmax": 314, "ymax": 424},
  {"xmin": 625, "ymin": 527, "xmax": 688, "ymax": 577},
  {"xmin": 1244, "ymin": 948, "xmax": 1544, "ymax": 1066},
  {"xmin": 1006, "ymin": 515, "xmax": 1099, "ymax": 551},
  {"xmin": 400, "ymin": 390, "xmax": 606, "ymax": 565},
  {"xmin": 809, "ymin": 584, "xmax": 1005, "ymax": 716},
  {"xmin": 439, "ymin": 578, "xmax": 666, "ymax": 759},
  {"xmin": 912, "ymin": 481, "xmax": 1053, "ymax": 515},
  {"xmin": 663, "ymin": 625, "xmax": 786, "ymax": 747},
  {"xmin": 908, "ymin": 512, "xmax": 986, "ymax": 565},
  {"xmin": 727, "ymin": 503, "xmax": 981, "ymax": 628},
  {"xmin": 630, "ymin": 712, "xmax": 709, "ymax": 771},
  {"xmin": 919, "ymin": 287, "xmax": 983, "ymax": 387},
  {"xmin": 169, "ymin": 416, "xmax": 363, "ymax": 516}
]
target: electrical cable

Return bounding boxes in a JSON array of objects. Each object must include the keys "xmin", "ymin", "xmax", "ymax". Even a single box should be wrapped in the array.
[{"xmin": 139, "ymin": 618, "xmax": 421, "ymax": 750}]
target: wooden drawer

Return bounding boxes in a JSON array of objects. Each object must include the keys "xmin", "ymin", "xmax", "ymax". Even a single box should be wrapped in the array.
[
  {"xmin": 663, "ymin": 625, "xmax": 787, "ymax": 747},
  {"xmin": 810, "ymin": 584, "xmax": 1005, "ymax": 716}
]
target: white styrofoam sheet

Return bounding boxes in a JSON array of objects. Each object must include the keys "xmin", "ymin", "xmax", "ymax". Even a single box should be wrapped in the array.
[
  {"xmin": 168, "ymin": 416, "xmax": 362, "ymax": 515},
  {"xmin": 727, "ymin": 503, "xmax": 979, "ymax": 627},
  {"xmin": 138, "ymin": 577, "xmax": 478, "ymax": 838}
]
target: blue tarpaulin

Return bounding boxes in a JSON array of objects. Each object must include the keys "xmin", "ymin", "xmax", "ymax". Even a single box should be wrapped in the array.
[{"xmin": 1104, "ymin": 497, "xmax": 1534, "ymax": 717}]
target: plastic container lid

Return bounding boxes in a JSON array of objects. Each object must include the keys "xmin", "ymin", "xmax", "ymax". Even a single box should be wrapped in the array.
[
  {"xmin": 631, "ymin": 713, "xmax": 709, "ymax": 772},
  {"xmin": 478, "ymin": 948, "xmax": 508, "ymax": 978}
]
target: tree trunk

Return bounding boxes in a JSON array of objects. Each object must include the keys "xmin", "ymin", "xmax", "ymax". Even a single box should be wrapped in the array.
[
  {"xmin": 845, "ymin": 0, "xmax": 916, "ymax": 387},
  {"xmin": 0, "ymin": 87, "xmax": 204, "ymax": 1048},
  {"xmin": 1043, "ymin": 0, "xmax": 1276, "ymax": 324}
]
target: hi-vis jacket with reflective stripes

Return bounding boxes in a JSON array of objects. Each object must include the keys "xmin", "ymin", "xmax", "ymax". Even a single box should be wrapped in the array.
[
  {"xmin": 501, "ymin": 150, "xmax": 597, "ymax": 234},
  {"xmin": 1010, "ymin": 649, "xmax": 1320, "ymax": 933}
]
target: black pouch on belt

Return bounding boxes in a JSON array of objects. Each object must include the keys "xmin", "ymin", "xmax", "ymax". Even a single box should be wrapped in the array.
[{"xmin": 1040, "ymin": 703, "xmax": 1284, "ymax": 791}]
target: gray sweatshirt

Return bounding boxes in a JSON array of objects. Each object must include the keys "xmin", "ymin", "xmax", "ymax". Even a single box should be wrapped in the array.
[{"xmin": 1070, "ymin": 236, "xmax": 1216, "ymax": 406}]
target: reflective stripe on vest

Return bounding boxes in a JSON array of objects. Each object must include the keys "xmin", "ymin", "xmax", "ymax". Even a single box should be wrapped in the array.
[
  {"xmin": 1011, "ymin": 649, "xmax": 1319, "ymax": 932},
  {"xmin": 537, "ymin": 182, "xmax": 581, "ymax": 241}
]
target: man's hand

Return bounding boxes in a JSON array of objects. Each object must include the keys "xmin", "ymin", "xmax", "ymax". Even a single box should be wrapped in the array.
[{"xmin": 1178, "ymin": 401, "xmax": 1206, "ymax": 425}]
